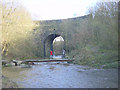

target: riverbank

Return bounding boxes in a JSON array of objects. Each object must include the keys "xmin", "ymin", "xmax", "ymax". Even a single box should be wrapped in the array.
[
  {"xmin": 2, "ymin": 75, "xmax": 18, "ymax": 88},
  {"xmin": 68, "ymin": 49, "xmax": 119, "ymax": 69}
]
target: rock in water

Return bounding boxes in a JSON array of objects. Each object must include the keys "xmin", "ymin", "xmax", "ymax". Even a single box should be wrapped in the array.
[
  {"xmin": 21, "ymin": 64, "xmax": 32, "ymax": 68},
  {"xmin": 17, "ymin": 61, "xmax": 22, "ymax": 66},
  {"xmin": 11, "ymin": 63, "xmax": 15, "ymax": 66}
]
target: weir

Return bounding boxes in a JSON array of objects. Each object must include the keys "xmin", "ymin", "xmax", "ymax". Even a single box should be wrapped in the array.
[{"xmin": 23, "ymin": 59, "xmax": 74, "ymax": 63}]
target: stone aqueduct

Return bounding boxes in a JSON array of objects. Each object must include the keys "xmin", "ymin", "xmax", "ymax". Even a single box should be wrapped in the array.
[{"xmin": 38, "ymin": 15, "xmax": 89, "ymax": 57}]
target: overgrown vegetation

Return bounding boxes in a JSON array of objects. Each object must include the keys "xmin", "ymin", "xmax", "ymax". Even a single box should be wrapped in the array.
[
  {"xmin": 1, "ymin": 0, "xmax": 37, "ymax": 60},
  {"xmin": 68, "ymin": 1, "xmax": 118, "ymax": 68}
]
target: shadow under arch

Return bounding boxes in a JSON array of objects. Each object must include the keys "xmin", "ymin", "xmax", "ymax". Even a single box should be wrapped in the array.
[{"xmin": 43, "ymin": 34, "xmax": 65, "ymax": 57}]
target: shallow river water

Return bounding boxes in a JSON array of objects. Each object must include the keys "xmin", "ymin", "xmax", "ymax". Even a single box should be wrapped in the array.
[{"xmin": 2, "ymin": 62, "xmax": 118, "ymax": 88}]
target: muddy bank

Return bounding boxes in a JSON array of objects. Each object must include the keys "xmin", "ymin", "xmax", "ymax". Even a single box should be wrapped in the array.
[{"xmin": 2, "ymin": 75, "xmax": 18, "ymax": 88}]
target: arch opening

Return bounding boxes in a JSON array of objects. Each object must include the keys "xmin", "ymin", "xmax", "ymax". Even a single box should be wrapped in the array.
[
  {"xmin": 43, "ymin": 34, "xmax": 65, "ymax": 58},
  {"xmin": 53, "ymin": 36, "xmax": 64, "ymax": 56}
]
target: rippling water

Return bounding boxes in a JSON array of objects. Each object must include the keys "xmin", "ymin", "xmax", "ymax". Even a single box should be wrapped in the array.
[{"xmin": 2, "ymin": 62, "xmax": 118, "ymax": 88}]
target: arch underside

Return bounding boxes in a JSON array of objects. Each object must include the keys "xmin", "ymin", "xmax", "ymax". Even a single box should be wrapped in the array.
[{"xmin": 43, "ymin": 34, "xmax": 61, "ymax": 57}]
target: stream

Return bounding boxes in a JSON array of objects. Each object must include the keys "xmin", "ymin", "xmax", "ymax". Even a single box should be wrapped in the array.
[{"xmin": 2, "ymin": 62, "xmax": 118, "ymax": 88}]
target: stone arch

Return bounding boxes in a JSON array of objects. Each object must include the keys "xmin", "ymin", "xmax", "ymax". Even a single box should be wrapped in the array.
[{"xmin": 43, "ymin": 34, "xmax": 65, "ymax": 57}]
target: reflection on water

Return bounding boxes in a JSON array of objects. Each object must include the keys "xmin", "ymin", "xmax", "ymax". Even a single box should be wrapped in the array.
[{"xmin": 2, "ymin": 62, "xmax": 118, "ymax": 88}]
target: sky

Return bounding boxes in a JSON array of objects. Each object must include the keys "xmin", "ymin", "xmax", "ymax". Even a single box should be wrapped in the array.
[
  {"xmin": 20, "ymin": 0, "xmax": 98, "ymax": 20},
  {"xmin": 53, "ymin": 36, "xmax": 64, "ymax": 42}
]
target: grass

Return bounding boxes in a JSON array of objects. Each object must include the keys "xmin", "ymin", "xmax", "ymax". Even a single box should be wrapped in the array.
[{"xmin": 68, "ymin": 46, "xmax": 118, "ymax": 69}]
